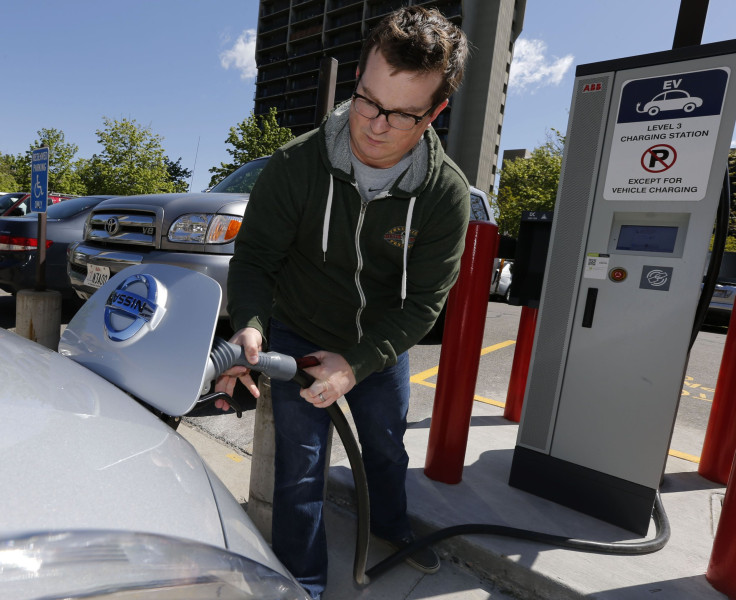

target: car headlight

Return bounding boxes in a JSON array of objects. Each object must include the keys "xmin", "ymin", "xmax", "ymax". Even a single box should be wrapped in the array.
[
  {"xmin": 0, "ymin": 530, "xmax": 309, "ymax": 599},
  {"xmin": 168, "ymin": 214, "xmax": 242, "ymax": 244}
]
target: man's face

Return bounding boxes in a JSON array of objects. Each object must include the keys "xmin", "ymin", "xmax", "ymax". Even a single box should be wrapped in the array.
[{"xmin": 349, "ymin": 49, "xmax": 448, "ymax": 170}]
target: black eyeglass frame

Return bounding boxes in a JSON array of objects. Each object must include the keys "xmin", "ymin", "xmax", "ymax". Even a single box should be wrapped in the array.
[{"xmin": 351, "ymin": 92, "xmax": 436, "ymax": 130}]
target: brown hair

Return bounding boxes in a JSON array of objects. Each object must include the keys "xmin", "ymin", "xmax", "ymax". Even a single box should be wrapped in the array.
[{"xmin": 358, "ymin": 6, "xmax": 469, "ymax": 106}]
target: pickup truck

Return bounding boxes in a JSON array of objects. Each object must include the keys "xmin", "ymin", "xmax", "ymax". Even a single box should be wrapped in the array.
[
  {"xmin": 68, "ymin": 156, "xmax": 494, "ymax": 320},
  {"xmin": 68, "ymin": 157, "xmax": 268, "ymax": 316}
]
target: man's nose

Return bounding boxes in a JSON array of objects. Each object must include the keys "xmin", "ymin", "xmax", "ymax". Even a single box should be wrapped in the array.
[{"xmin": 369, "ymin": 113, "xmax": 392, "ymax": 134}]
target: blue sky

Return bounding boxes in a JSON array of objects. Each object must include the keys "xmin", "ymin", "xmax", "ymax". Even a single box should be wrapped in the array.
[{"xmin": 2, "ymin": 0, "xmax": 734, "ymax": 194}]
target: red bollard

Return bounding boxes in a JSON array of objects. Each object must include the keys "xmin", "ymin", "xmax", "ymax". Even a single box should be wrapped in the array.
[
  {"xmin": 706, "ymin": 451, "xmax": 736, "ymax": 596},
  {"xmin": 503, "ymin": 306, "xmax": 538, "ymax": 423},
  {"xmin": 699, "ymin": 305, "xmax": 736, "ymax": 484},
  {"xmin": 424, "ymin": 221, "xmax": 498, "ymax": 484}
]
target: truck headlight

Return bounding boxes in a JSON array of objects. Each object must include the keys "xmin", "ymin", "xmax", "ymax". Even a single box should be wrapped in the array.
[{"xmin": 168, "ymin": 214, "xmax": 242, "ymax": 244}]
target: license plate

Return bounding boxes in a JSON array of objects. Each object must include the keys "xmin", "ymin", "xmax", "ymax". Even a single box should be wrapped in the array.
[{"xmin": 84, "ymin": 264, "xmax": 111, "ymax": 289}]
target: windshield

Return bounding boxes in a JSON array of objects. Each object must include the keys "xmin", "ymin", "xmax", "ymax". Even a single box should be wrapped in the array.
[
  {"xmin": 0, "ymin": 193, "xmax": 26, "ymax": 211},
  {"xmin": 209, "ymin": 157, "xmax": 269, "ymax": 194}
]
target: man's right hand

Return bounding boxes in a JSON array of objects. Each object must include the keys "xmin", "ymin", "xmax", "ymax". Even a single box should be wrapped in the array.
[{"xmin": 214, "ymin": 327, "xmax": 263, "ymax": 411}]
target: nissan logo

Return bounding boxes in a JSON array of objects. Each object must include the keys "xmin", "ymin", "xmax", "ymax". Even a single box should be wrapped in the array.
[
  {"xmin": 105, "ymin": 217, "xmax": 120, "ymax": 235},
  {"xmin": 104, "ymin": 274, "xmax": 162, "ymax": 341}
]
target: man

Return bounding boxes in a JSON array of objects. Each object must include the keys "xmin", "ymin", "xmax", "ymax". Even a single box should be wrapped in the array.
[{"xmin": 216, "ymin": 7, "xmax": 469, "ymax": 599}]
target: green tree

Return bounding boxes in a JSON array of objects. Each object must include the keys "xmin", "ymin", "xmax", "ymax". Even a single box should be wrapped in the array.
[
  {"xmin": 165, "ymin": 156, "xmax": 193, "ymax": 193},
  {"xmin": 208, "ymin": 107, "xmax": 293, "ymax": 187},
  {"xmin": 0, "ymin": 153, "xmax": 20, "ymax": 191},
  {"xmin": 493, "ymin": 129, "xmax": 565, "ymax": 238},
  {"xmin": 82, "ymin": 117, "xmax": 175, "ymax": 195},
  {"xmin": 713, "ymin": 148, "xmax": 736, "ymax": 252},
  {"xmin": 14, "ymin": 128, "xmax": 87, "ymax": 195}
]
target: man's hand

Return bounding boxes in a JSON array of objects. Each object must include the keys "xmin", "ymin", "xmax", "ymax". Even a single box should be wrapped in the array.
[
  {"xmin": 300, "ymin": 351, "xmax": 356, "ymax": 408},
  {"xmin": 214, "ymin": 327, "xmax": 263, "ymax": 411}
]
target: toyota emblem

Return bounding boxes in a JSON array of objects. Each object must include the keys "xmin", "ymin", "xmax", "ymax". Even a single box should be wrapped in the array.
[{"xmin": 105, "ymin": 217, "xmax": 119, "ymax": 235}]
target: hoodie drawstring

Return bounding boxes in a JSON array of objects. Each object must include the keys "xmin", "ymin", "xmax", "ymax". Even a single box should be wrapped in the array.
[
  {"xmin": 401, "ymin": 196, "xmax": 416, "ymax": 308},
  {"xmin": 322, "ymin": 174, "xmax": 334, "ymax": 260}
]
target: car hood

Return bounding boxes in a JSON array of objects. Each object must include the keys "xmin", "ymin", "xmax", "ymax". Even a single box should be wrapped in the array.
[
  {"xmin": 95, "ymin": 192, "xmax": 249, "ymax": 217},
  {"xmin": 0, "ymin": 328, "xmax": 283, "ymax": 576}
]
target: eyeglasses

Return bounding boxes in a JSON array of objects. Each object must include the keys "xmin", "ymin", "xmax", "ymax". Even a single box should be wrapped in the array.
[{"xmin": 351, "ymin": 92, "xmax": 434, "ymax": 131}]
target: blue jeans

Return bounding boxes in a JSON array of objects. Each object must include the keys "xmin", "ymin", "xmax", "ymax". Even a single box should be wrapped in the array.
[{"xmin": 269, "ymin": 319, "xmax": 411, "ymax": 600}]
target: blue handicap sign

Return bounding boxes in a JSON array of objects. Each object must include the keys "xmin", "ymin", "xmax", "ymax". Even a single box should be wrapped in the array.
[
  {"xmin": 617, "ymin": 68, "xmax": 729, "ymax": 124},
  {"xmin": 31, "ymin": 147, "xmax": 49, "ymax": 212}
]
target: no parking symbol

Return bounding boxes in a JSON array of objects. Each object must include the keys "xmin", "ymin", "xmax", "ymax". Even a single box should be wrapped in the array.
[
  {"xmin": 603, "ymin": 67, "xmax": 729, "ymax": 201},
  {"xmin": 641, "ymin": 144, "xmax": 677, "ymax": 173}
]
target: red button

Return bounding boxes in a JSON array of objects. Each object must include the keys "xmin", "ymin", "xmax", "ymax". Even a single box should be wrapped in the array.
[{"xmin": 609, "ymin": 268, "xmax": 627, "ymax": 282}]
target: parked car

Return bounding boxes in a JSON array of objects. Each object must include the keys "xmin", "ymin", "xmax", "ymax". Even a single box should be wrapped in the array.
[
  {"xmin": 0, "ymin": 195, "xmax": 114, "ymax": 299},
  {"xmin": 707, "ymin": 281, "xmax": 735, "ymax": 325},
  {"xmin": 703, "ymin": 251, "xmax": 736, "ymax": 326},
  {"xmin": 68, "ymin": 157, "xmax": 269, "ymax": 316},
  {"xmin": 490, "ymin": 258, "xmax": 513, "ymax": 301},
  {"xmin": 1, "ymin": 191, "xmax": 77, "ymax": 216},
  {"xmin": 0, "ymin": 264, "xmax": 309, "ymax": 599},
  {"xmin": 0, "ymin": 192, "xmax": 28, "ymax": 214},
  {"xmin": 68, "ymin": 156, "xmax": 494, "ymax": 322}
]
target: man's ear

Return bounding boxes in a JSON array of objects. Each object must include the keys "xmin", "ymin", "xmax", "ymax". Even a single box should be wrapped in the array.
[{"xmin": 428, "ymin": 99, "xmax": 449, "ymax": 123}]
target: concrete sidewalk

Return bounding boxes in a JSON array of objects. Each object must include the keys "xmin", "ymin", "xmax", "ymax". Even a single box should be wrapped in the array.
[
  {"xmin": 181, "ymin": 397, "xmax": 729, "ymax": 600},
  {"xmin": 179, "ymin": 419, "xmax": 518, "ymax": 600},
  {"xmin": 329, "ymin": 400, "xmax": 728, "ymax": 599}
]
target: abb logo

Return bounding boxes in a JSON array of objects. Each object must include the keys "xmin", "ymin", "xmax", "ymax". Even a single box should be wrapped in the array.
[{"xmin": 583, "ymin": 82, "xmax": 603, "ymax": 93}]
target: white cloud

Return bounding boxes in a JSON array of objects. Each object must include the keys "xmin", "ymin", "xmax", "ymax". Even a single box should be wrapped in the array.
[
  {"xmin": 220, "ymin": 29, "xmax": 258, "ymax": 80},
  {"xmin": 509, "ymin": 38, "xmax": 574, "ymax": 94}
]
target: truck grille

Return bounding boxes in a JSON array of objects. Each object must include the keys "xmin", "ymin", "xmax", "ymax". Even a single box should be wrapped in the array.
[{"xmin": 87, "ymin": 211, "xmax": 158, "ymax": 247}]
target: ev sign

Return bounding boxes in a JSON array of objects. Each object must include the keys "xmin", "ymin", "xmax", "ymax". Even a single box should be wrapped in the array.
[
  {"xmin": 603, "ymin": 67, "xmax": 729, "ymax": 201},
  {"xmin": 31, "ymin": 147, "xmax": 49, "ymax": 212}
]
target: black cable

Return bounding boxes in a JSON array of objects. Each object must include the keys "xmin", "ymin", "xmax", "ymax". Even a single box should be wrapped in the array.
[
  {"xmin": 363, "ymin": 492, "xmax": 670, "ymax": 582},
  {"xmin": 326, "ymin": 404, "xmax": 371, "ymax": 585},
  {"xmin": 328, "ymin": 394, "xmax": 671, "ymax": 585}
]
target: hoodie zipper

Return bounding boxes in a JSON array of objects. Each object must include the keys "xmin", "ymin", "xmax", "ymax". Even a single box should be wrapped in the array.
[{"xmin": 352, "ymin": 182, "xmax": 368, "ymax": 342}]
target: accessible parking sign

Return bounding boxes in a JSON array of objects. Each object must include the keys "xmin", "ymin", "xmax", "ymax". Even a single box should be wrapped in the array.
[
  {"xmin": 603, "ymin": 67, "xmax": 730, "ymax": 201},
  {"xmin": 31, "ymin": 147, "xmax": 49, "ymax": 212}
]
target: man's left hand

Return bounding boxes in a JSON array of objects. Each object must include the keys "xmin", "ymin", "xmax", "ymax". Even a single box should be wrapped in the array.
[{"xmin": 300, "ymin": 351, "xmax": 356, "ymax": 408}]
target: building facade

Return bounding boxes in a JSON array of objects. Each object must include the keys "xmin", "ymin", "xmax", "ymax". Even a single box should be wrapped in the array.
[{"xmin": 254, "ymin": 0, "xmax": 526, "ymax": 193}]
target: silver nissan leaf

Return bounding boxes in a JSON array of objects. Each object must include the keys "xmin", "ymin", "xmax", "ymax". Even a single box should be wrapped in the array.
[{"xmin": 0, "ymin": 264, "xmax": 308, "ymax": 599}]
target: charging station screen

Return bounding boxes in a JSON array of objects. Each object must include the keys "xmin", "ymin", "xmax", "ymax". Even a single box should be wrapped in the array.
[{"xmin": 616, "ymin": 225, "xmax": 679, "ymax": 253}]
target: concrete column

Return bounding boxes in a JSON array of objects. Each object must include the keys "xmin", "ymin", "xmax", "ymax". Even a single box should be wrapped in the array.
[
  {"xmin": 16, "ymin": 289, "xmax": 62, "ymax": 350},
  {"xmin": 248, "ymin": 376, "xmax": 277, "ymax": 542}
]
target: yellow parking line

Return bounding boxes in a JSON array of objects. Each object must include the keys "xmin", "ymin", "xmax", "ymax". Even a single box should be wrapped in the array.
[
  {"xmin": 668, "ymin": 449, "xmax": 700, "ymax": 464},
  {"xmin": 410, "ymin": 340, "xmax": 516, "ymax": 409},
  {"xmin": 410, "ymin": 340, "xmax": 702, "ymax": 464}
]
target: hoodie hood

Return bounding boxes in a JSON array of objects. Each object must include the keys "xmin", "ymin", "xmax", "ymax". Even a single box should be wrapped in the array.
[{"xmin": 320, "ymin": 100, "xmax": 435, "ymax": 198}]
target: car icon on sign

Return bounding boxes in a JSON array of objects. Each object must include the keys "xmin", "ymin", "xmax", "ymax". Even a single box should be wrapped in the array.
[{"xmin": 636, "ymin": 89, "xmax": 703, "ymax": 116}]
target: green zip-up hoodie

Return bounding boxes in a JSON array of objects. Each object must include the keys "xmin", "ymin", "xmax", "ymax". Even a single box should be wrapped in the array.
[{"xmin": 227, "ymin": 100, "xmax": 470, "ymax": 383}]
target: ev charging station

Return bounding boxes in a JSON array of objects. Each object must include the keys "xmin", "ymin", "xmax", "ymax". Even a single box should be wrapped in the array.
[{"xmin": 509, "ymin": 39, "xmax": 736, "ymax": 536}]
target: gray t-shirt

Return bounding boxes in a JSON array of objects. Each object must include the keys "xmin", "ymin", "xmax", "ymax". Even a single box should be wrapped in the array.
[{"xmin": 350, "ymin": 146, "xmax": 413, "ymax": 201}]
